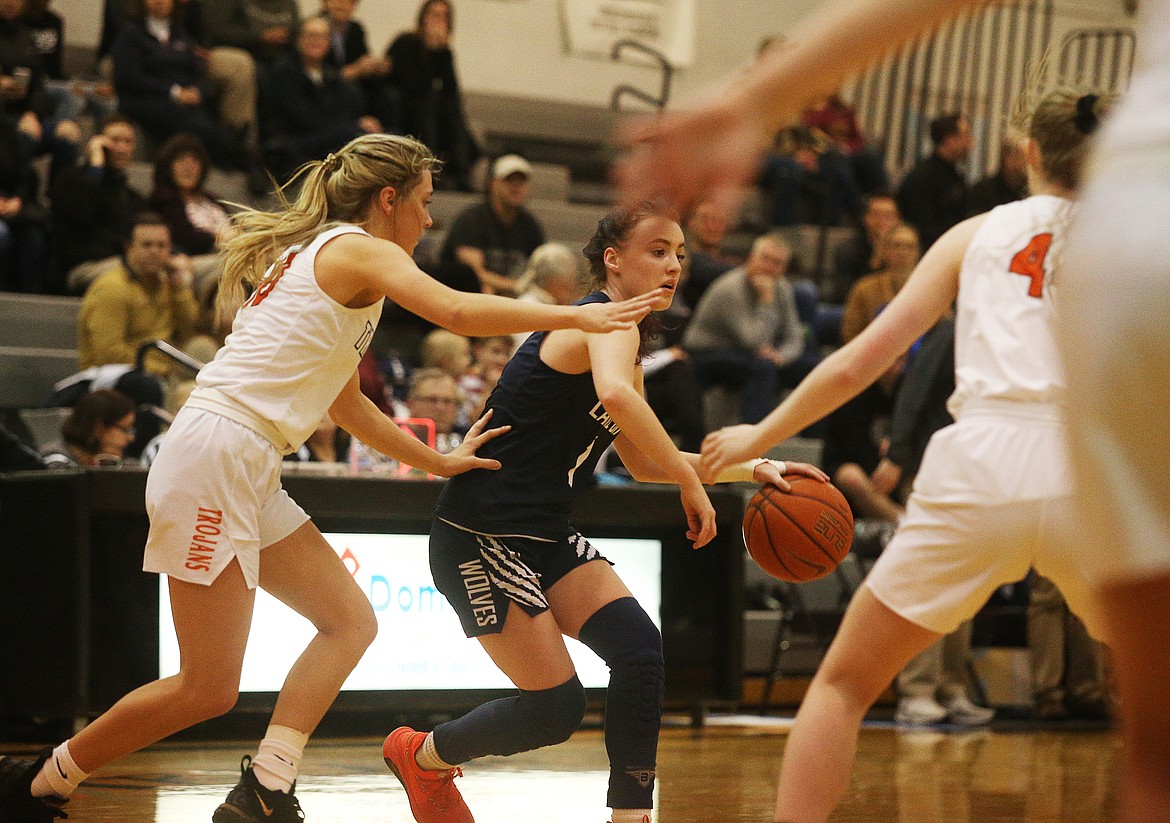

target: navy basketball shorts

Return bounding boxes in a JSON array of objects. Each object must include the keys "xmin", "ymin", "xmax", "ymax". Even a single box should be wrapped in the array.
[{"xmin": 430, "ymin": 517, "xmax": 611, "ymax": 637}]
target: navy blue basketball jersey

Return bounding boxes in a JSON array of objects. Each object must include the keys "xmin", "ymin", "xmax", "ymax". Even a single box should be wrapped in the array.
[{"xmin": 434, "ymin": 291, "xmax": 623, "ymax": 539}]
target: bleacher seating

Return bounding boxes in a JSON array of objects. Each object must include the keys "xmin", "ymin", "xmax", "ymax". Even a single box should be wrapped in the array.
[
  {"xmin": 0, "ymin": 294, "xmax": 81, "ymax": 349},
  {"xmin": 0, "ymin": 346, "xmax": 78, "ymax": 410},
  {"xmin": 0, "ymin": 293, "xmax": 82, "ymax": 411},
  {"xmin": 464, "ymin": 91, "xmax": 620, "ymax": 185}
]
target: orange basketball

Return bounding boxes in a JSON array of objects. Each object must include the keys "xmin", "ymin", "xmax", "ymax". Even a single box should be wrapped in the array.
[{"xmin": 742, "ymin": 477, "xmax": 854, "ymax": 582}]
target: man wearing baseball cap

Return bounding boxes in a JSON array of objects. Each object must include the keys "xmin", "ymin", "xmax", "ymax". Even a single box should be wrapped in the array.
[{"xmin": 438, "ymin": 153, "xmax": 546, "ymax": 296}]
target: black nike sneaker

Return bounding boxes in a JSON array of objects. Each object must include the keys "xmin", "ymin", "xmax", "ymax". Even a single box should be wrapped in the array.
[
  {"xmin": 212, "ymin": 756, "xmax": 304, "ymax": 823},
  {"xmin": 0, "ymin": 748, "xmax": 68, "ymax": 823}
]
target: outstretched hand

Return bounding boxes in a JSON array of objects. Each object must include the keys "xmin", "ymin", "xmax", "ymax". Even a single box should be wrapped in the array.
[
  {"xmin": 437, "ymin": 410, "xmax": 509, "ymax": 476},
  {"xmin": 580, "ymin": 288, "xmax": 668, "ymax": 333},
  {"xmin": 613, "ymin": 91, "xmax": 770, "ymax": 216}
]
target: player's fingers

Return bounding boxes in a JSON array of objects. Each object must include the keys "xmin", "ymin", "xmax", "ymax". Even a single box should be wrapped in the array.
[
  {"xmin": 615, "ymin": 288, "xmax": 666, "ymax": 316},
  {"xmin": 701, "ymin": 429, "xmax": 723, "ymax": 453},
  {"xmin": 694, "ymin": 513, "xmax": 717, "ymax": 549},
  {"xmin": 786, "ymin": 462, "xmax": 828, "ymax": 482},
  {"xmin": 704, "ymin": 517, "xmax": 717, "ymax": 545},
  {"xmin": 599, "ymin": 319, "xmax": 637, "ymax": 333},
  {"xmin": 685, "ymin": 511, "xmax": 702, "ymax": 548},
  {"xmin": 700, "ymin": 448, "xmax": 725, "ymax": 478},
  {"xmin": 756, "ymin": 463, "xmax": 789, "ymax": 490},
  {"xmin": 688, "ymin": 531, "xmax": 706, "ymax": 550},
  {"xmin": 701, "ymin": 439, "xmax": 731, "ymax": 477},
  {"xmin": 709, "ymin": 185, "xmax": 748, "ymax": 225},
  {"xmin": 470, "ymin": 457, "xmax": 502, "ymax": 471},
  {"xmin": 611, "ymin": 132, "xmax": 688, "ymax": 210},
  {"xmin": 469, "ymin": 424, "xmax": 511, "ymax": 445},
  {"xmin": 463, "ymin": 410, "xmax": 492, "ymax": 437},
  {"xmin": 615, "ymin": 111, "xmax": 668, "ymax": 147}
]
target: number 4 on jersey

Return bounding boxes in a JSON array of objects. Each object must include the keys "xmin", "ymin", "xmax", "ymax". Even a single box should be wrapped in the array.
[{"xmin": 1009, "ymin": 233, "xmax": 1053, "ymax": 298}]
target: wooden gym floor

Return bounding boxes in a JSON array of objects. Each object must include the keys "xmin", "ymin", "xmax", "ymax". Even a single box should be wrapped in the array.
[{"xmin": 2, "ymin": 719, "xmax": 1118, "ymax": 822}]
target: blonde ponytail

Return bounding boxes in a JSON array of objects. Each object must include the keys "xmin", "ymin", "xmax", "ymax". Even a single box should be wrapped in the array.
[{"xmin": 216, "ymin": 134, "xmax": 440, "ymax": 321}]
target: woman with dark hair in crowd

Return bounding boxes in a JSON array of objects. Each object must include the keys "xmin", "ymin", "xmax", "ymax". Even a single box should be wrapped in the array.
[
  {"xmin": 385, "ymin": 0, "xmax": 478, "ymax": 190},
  {"xmin": 149, "ymin": 132, "xmax": 234, "ymax": 258},
  {"xmin": 41, "ymin": 388, "xmax": 138, "ymax": 468},
  {"xmin": 149, "ymin": 132, "xmax": 236, "ymax": 298}
]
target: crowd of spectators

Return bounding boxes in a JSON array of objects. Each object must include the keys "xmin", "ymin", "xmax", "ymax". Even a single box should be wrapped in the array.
[
  {"xmin": 0, "ymin": 0, "xmax": 479, "ymax": 296},
  {"xmin": 2, "ymin": 3, "xmax": 1047, "ymax": 471}
]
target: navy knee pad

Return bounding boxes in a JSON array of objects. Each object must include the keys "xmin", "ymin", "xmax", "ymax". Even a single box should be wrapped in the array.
[
  {"xmin": 577, "ymin": 597, "xmax": 664, "ymax": 809},
  {"xmin": 516, "ymin": 674, "xmax": 588, "ymax": 750},
  {"xmin": 434, "ymin": 674, "xmax": 586, "ymax": 763}
]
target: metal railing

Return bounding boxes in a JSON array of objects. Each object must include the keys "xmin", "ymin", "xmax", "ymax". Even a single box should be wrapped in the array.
[
  {"xmin": 839, "ymin": 1, "xmax": 1138, "ymax": 184},
  {"xmin": 845, "ymin": 1, "xmax": 1055, "ymax": 181},
  {"xmin": 135, "ymin": 339, "xmax": 205, "ymax": 374},
  {"xmin": 610, "ymin": 39, "xmax": 673, "ymax": 112},
  {"xmin": 1057, "ymin": 28, "xmax": 1136, "ymax": 91}
]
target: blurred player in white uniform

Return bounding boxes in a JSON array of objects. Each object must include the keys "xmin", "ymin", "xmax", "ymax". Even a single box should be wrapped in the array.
[
  {"xmin": 0, "ymin": 133, "xmax": 663, "ymax": 823},
  {"xmin": 1060, "ymin": 2, "xmax": 1170, "ymax": 819}
]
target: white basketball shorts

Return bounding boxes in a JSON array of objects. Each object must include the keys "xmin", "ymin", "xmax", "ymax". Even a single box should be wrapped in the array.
[
  {"xmin": 143, "ymin": 408, "xmax": 310, "ymax": 588},
  {"xmin": 864, "ymin": 401, "xmax": 1102, "ymax": 637}
]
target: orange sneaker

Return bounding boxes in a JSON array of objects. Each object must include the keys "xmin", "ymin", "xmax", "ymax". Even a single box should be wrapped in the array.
[{"xmin": 382, "ymin": 727, "xmax": 473, "ymax": 823}]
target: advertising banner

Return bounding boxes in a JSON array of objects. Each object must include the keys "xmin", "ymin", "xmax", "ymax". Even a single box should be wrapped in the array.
[{"xmin": 160, "ymin": 532, "xmax": 662, "ymax": 691}]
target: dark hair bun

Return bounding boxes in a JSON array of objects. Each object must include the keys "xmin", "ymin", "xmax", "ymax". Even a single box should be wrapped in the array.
[{"xmin": 1073, "ymin": 94, "xmax": 1100, "ymax": 135}]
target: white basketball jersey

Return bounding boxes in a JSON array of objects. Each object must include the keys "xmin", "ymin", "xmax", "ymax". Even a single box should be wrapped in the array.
[
  {"xmin": 948, "ymin": 195, "xmax": 1072, "ymax": 418},
  {"xmin": 188, "ymin": 225, "xmax": 383, "ymax": 453}
]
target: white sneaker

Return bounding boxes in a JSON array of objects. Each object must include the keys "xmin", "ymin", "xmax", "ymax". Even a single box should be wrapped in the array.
[
  {"xmin": 944, "ymin": 695, "xmax": 995, "ymax": 726},
  {"xmin": 895, "ymin": 695, "xmax": 949, "ymax": 725}
]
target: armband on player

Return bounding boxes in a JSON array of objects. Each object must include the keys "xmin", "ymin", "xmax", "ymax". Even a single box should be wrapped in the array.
[{"xmin": 716, "ymin": 458, "xmax": 786, "ymax": 484}]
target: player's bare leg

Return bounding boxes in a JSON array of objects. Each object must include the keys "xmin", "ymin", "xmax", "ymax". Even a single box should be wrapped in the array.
[
  {"xmin": 258, "ymin": 521, "xmax": 378, "ymax": 734},
  {"xmin": 773, "ymin": 585, "xmax": 939, "ymax": 823},
  {"xmin": 68, "ymin": 559, "xmax": 256, "ymax": 771}
]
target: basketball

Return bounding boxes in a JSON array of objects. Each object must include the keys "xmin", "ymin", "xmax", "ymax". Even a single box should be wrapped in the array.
[{"xmin": 743, "ymin": 477, "xmax": 854, "ymax": 583}]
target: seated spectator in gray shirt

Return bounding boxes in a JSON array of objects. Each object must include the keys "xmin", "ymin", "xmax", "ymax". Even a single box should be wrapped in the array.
[{"xmin": 683, "ymin": 232, "xmax": 817, "ymax": 424}]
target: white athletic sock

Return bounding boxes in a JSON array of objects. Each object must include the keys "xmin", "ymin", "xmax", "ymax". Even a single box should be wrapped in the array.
[
  {"xmin": 30, "ymin": 741, "xmax": 89, "ymax": 799},
  {"xmin": 250, "ymin": 725, "xmax": 309, "ymax": 794},
  {"xmin": 414, "ymin": 732, "xmax": 457, "ymax": 771},
  {"xmin": 610, "ymin": 809, "xmax": 651, "ymax": 823}
]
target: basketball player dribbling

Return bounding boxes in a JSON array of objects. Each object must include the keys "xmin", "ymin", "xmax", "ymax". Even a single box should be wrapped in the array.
[
  {"xmin": 0, "ymin": 134, "xmax": 666, "ymax": 823},
  {"xmin": 378, "ymin": 204, "xmax": 825, "ymax": 823},
  {"xmin": 619, "ymin": 4, "xmax": 1170, "ymax": 821}
]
